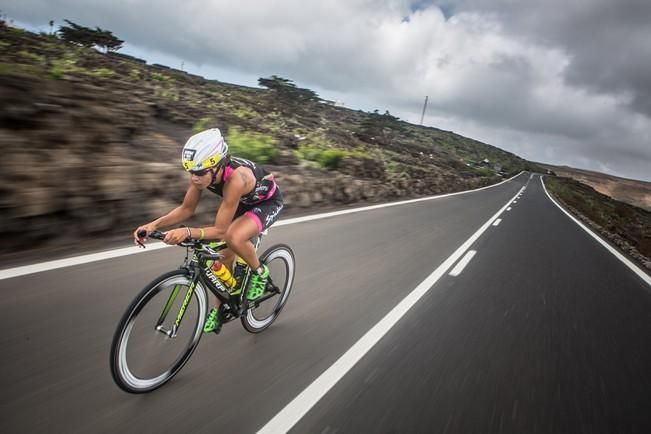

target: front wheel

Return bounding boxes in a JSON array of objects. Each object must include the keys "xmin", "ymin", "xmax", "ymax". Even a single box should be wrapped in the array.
[
  {"xmin": 241, "ymin": 244, "xmax": 295, "ymax": 333},
  {"xmin": 110, "ymin": 269, "xmax": 208, "ymax": 393}
]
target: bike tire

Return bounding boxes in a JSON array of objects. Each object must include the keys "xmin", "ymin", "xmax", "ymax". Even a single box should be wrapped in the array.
[
  {"xmin": 110, "ymin": 269, "xmax": 208, "ymax": 393},
  {"xmin": 241, "ymin": 244, "xmax": 295, "ymax": 333}
]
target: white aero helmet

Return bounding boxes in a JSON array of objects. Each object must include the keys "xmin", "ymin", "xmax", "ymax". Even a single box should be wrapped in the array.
[{"xmin": 181, "ymin": 128, "xmax": 229, "ymax": 172}]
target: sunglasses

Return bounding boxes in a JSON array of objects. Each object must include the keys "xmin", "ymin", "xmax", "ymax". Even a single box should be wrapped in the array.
[{"xmin": 190, "ymin": 168, "xmax": 211, "ymax": 177}]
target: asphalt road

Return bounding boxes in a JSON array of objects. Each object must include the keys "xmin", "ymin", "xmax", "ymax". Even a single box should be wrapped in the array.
[{"xmin": 1, "ymin": 173, "xmax": 649, "ymax": 434}]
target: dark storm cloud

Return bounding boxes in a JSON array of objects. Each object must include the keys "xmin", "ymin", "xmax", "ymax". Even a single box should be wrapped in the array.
[{"xmin": 437, "ymin": 0, "xmax": 651, "ymax": 117}]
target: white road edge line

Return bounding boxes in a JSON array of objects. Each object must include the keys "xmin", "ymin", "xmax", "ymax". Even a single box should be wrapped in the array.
[
  {"xmin": 256, "ymin": 189, "xmax": 522, "ymax": 434},
  {"xmin": 0, "ymin": 243, "xmax": 171, "ymax": 281},
  {"xmin": 0, "ymin": 172, "xmax": 524, "ymax": 281},
  {"xmin": 274, "ymin": 171, "xmax": 521, "ymax": 227},
  {"xmin": 448, "ymin": 250, "xmax": 477, "ymax": 276},
  {"xmin": 492, "ymin": 219, "xmax": 502, "ymax": 226},
  {"xmin": 540, "ymin": 176, "xmax": 651, "ymax": 287}
]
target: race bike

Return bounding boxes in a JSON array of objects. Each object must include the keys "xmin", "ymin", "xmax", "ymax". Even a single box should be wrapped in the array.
[{"xmin": 110, "ymin": 229, "xmax": 295, "ymax": 393}]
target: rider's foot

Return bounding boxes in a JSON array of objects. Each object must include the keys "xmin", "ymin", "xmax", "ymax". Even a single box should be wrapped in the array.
[
  {"xmin": 203, "ymin": 307, "xmax": 222, "ymax": 334},
  {"xmin": 246, "ymin": 264, "xmax": 269, "ymax": 301}
]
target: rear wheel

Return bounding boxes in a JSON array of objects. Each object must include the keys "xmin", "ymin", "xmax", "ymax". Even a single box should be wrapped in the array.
[
  {"xmin": 110, "ymin": 270, "xmax": 207, "ymax": 393},
  {"xmin": 241, "ymin": 244, "xmax": 295, "ymax": 333}
]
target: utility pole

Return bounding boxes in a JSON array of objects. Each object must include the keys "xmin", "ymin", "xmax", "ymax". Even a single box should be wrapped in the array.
[{"xmin": 420, "ymin": 95, "xmax": 429, "ymax": 125}]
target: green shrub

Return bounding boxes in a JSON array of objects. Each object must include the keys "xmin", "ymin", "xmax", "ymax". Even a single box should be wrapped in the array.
[
  {"xmin": 473, "ymin": 167, "xmax": 495, "ymax": 177},
  {"xmin": 90, "ymin": 67, "xmax": 115, "ymax": 79},
  {"xmin": 157, "ymin": 88, "xmax": 179, "ymax": 101},
  {"xmin": 294, "ymin": 143, "xmax": 364, "ymax": 170},
  {"xmin": 18, "ymin": 50, "xmax": 45, "ymax": 63},
  {"xmin": 151, "ymin": 71, "xmax": 172, "ymax": 82},
  {"xmin": 294, "ymin": 144, "xmax": 323, "ymax": 161},
  {"xmin": 7, "ymin": 27, "xmax": 27, "ymax": 35},
  {"xmin": 128, "ymin": 68, "xmax": 141, "ymax": 81},
  {"xmin": 294, "ymin": 141, "xmax": 368, "ymax": 169},
  {"xmin": 50, "ymin": 57, "xmax": 81, "ymax": 79},
  {"xmin": 0, "ymin": 62, "xmax": 44, "ymax": 78},
  {"xmin": 227, "ymin": 127, "xmax": 277, "ymax": 164},
  {"xmin": 233, "ymin": 106, "xmax": 259, "ymax": 120},
  {"xmin": 192, "ymin": 117, "xmax": 213, "ymax": 134},
  {"xmin": 318, "ymin": 149, "xmax": 348, "ymax": 169},
  {"xmin": 385, "ymin": 160, "xmax": 409, "ymax": 179}
]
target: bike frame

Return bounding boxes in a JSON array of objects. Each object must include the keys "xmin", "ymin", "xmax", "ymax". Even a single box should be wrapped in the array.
[{"xmin": 153, "ymin": 233, "xmax": 278, "ymax": 338}]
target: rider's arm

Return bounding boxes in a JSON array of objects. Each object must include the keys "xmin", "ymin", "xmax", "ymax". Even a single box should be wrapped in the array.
[
  {"xmin": 200, "ymin": 167, "xmax": 254, "ymax": 240},
  {"xmin": 149, "ymin": 182, "xmax": 201, "ymax": 229}
]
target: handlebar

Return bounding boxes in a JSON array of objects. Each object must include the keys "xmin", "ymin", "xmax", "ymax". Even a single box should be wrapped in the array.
[
  {"xmin": 137, "ymin": 229, "xmax": 224, "ymax": 255},
  {"xmin": 138, "ymin": 229, "xmax": 165, "ymax": 241}
]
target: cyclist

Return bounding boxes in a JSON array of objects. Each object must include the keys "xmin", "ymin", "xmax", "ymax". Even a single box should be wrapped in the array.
[{"xmin": 133, "ymin": 128, "xmax": 284, "ymax": 334}]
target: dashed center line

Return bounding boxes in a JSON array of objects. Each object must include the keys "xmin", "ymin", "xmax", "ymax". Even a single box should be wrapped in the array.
[
  {"xmin": 507, "ymin": 207, "xmax": 512, "ymax": 211},
  {"xmin": 493, "ymin": 219, "xmax": 502, "ymax": 226},
  {"xmin": 449, "ymin": 250, "xmax": 477, "ymax": 277}
]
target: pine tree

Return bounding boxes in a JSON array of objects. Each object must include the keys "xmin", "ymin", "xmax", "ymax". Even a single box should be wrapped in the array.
[{"xmin": 58, "ymin": 20, "xmax": 123, "ymax": 52}]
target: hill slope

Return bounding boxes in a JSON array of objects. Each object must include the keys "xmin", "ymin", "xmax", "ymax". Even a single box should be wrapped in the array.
[
  {"xmin": 0, "ymin": 23, "xmax": 538, "ymax": 256},
  {"xmin": 538, "ymin": 163, "xmax": 651, "ymax": 211}
]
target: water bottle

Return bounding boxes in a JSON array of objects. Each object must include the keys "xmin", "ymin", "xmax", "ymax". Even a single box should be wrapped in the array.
[{"xmin": 211, "ymin": 261, "xmax": 236, "ymax": 288}]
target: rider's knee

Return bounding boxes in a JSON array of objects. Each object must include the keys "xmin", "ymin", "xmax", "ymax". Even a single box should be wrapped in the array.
[
  {"xmin": 225, "ymin": 224, "xmax": 256, "ymax": 247},
  {"xmin": 224, "ymin": 226, "xmax": 240, "ymax": 246},
  {"xmin": 220, "ymin": 248, "xmax": 234, "ymax": 260}
]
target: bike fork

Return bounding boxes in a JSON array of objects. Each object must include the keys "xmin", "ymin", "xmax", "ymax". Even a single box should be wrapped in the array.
[{"xmin": 155, "ymin": 278, "xmax": 197, "ymax": 338}]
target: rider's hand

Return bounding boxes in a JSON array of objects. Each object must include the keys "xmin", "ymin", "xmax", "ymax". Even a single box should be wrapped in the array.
[
  {"xmin": 163, "ymin": 228, "xmax": 190, "ymax": 245},
  {"xmin": 134, "ymin": 224, "xmax": 156, "ymax": 247}
]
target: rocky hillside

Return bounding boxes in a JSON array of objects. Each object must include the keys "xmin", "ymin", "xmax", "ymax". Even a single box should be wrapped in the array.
[{"xmin": 0, "ymin": 24, "xmax": 538, "ymax": 257}]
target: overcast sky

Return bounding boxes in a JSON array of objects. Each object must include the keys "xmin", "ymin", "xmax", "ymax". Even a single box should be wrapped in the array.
[{"xmin": 4, "ymin": 0, "xmax": 651, "ymax": 181}]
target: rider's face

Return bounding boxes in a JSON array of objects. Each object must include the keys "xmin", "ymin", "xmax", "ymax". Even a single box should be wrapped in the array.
[
  {"xmin": 190, "ymin": 166, "xmax": 222, "ymax": 189},
  {"xmin": 190, "ymin": 169, "xmax": 213, "ymax": 189}
]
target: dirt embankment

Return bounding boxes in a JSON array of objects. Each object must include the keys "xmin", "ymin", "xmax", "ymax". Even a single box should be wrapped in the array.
[
  {"xmin": 544, "ymin": 176, "xmax": 651, "ymax": 271},
  {"xmin": 539, "ymin": 164, "xmax": 651, "ymax": 211}
]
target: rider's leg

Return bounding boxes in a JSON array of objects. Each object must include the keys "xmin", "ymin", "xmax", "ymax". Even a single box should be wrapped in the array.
[
  {"xmin": 204, "ymin": 247, "xmax": 237, "ymax": 334},
  {"xmin": 223, "ymin": 216, "xmax": 261, "ymax": 270},
  {"xmin": 208, "ymin": 194, "xmax": 283, "ymax": 326},
  {"xmin": 219, "ymin": 247, "xmax": 236, "ymax": 272},
  {"xmin": 225, "ymin": 193, "xmax": 283, "ymax": 269},
  {"xmin": 225, "ymin": 214, "xmax": 274, "ymax": 301}
]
